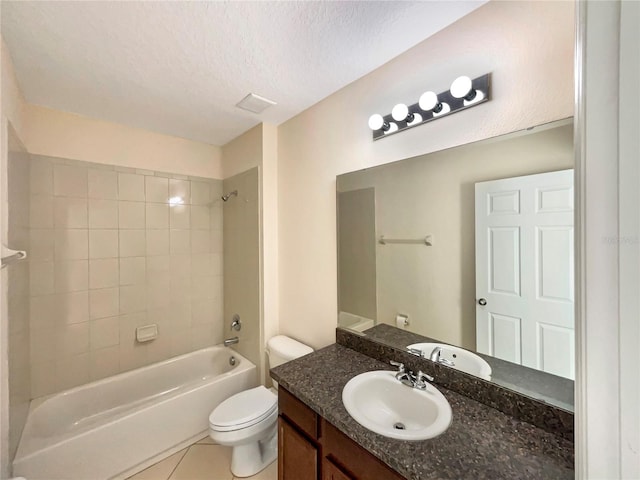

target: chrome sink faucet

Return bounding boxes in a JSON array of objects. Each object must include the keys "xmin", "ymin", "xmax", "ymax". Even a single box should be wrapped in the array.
[
  {"xmin": 429, "ymin": 347, "xmax": 455, "ymax": 367},
  {"xmin": 389, "ymin": 361, "xmax": 434, "ymax": 390}
]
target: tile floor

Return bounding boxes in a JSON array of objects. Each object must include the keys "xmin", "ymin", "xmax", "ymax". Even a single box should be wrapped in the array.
[{"xmin": 127, "ymin": 436, "xmax": 277, "ymax": 480}]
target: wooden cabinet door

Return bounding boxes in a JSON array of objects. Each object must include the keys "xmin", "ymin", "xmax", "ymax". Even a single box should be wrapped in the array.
[
  {"xmin": 278, "ymin": 417, "xmax": 318, "ymax": 480},
  {"xmin": 322, "ymin": 457, "xmax": 354, "ymax": 480}
]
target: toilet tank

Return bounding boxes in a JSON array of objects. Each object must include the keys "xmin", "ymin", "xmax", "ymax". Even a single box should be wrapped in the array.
[{"xmin": 267, "ymin": 335, "xmax": 313, "ymax": 368}]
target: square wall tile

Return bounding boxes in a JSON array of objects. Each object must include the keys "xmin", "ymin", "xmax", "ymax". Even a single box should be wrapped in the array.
[
  {"xmin": 30, "ymin": 229, "xmax": 55, "ymax": 262},
  {"xmin": 56, "ymin": 323, "xmax": 90, "ymax": 357},
  {"xmin": 30, "ymin": 327, "xmax": 57, "ymax": 364},
  {"xmin": 89, "ymin": 199, "xmax": 118, "ymax": 229},
  {"xmin": 191, "ymin": 254, "xmax": 211, "ymax": 278},
  {"xmin": 30, "ymin": 195, "xmax": 54, "ymax": 228},
  {"xmin": 120, "ymin": 285, "xmax": 146, "ymax": 314},
  {"xmin": 55, "ymin": 229, "xmax": 88, "ymax": 260},
  {"xmin": 90, "ymin": 316, "xmax": 120, "ymax": 350},
  {"xmin": 90, "ymin": 287, "xmax": 119, "ymax": 319},
  {"xmin": 119, "ymin": 230, "xmax": 146, "ymax": 257},
  {"xmin": 55, "ymin": 260, "xmax": 89, "ymax": 293},
  {"xmin": 90, "ymin": 345, "xmax": 120, "ymax": 381},
  {"xmin": 192, "ymin": 299, "xmax": 215, "ymax": 325},
  {"xmin": 31, "ymin": 158, "xmax": 53, "ymax": 195},
  {"xmin": 191, "ymin": 181, "xmax": 211, "ymax": 205},
  {"xmin": 31, "ymin": 361, "xmax": 57, "ymax": 398},
  {"xmin": 146, "ymin": 229, "xmax": 169, "ymax": 256},
  {"xmin": 118, "ymin": 312, "xmax": 147, "ymax": 347},
  {"xmin": 118, "ymin": 173, "xmax": 145, "ymax": 201},
  {"xmin": 30, "ymin": 262, "xmax": 54, "ymax": 296},
  {"xmin": 170, "ymin": 254, "xmax": 191, "ymax": 278},
  {"xmin": 191, "ymin": 206, "xmax": 210, "ymax": 230},
  {"xmin": 145, "ymin": 176, "xmax": 169, "ymax": 203},
  {"xmin": 146, "ymin": 204, "xmax": 169, "ymax": 229},
  {"xmin": 56, "ymin": 353, "xmax": 90, "ymax": 391},
  {"xmin": 119, "ymin": 343, "xmax": 148, "ymax": 372},
  {"xmin": 191, "ymin": 230, "xmax": 210, "ymax": 254},
  {"xmin": 210, "ymin": 229, "xmax": 223, "ymax": 254},
  {"xmin": 54, "ymin": 164, "xmax": 88, "ymax": 198},
  {"xmin": 146, "ymin": 275, "xmax": 170, "ymax": 309},
  {"xmin": 146, "ymin": 255, "xmax": 170, "ymax": 276},
  {"xmin": 88, "ymin": 169, "xmax": 118, "ymax": 200},
  {"xmin": 57, "ymin": 291, "xmax": 89, "ymax": 325},
  {"xmin": 120, "ymin": 257, "xmax": 146, "ymax": 285},
  {"xmin": 119, "ymin": 201, "xmax": 145, "ymax": 229},
  {"xmin": 54, "ymin": 197, "xmax": 88, "ymax": 228},
  {"xmin": 170, "ymin": 230, "xmax": 190, "ymax": 255},
  {"xmin": 89, "ymin": 259, "xmax": 119, "ymax": 289},
  {"xmin": 169, "ymin": 179, "xmax": 190, "ymax": 204},
  {"xmin": 170, "ymin": 205, "xmax": 190, "ymax": 229},
  {"xmin": 89, "ymin": 229, "xmax": 119, "ymax": 259}
]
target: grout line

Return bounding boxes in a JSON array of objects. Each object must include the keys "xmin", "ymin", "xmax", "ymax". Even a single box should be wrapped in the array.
[{"xmin": 166, "ymin": 446, "xmax": 190, "ymax": 480}]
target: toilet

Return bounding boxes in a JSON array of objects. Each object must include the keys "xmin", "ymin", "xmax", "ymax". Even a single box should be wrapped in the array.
[{"xmin": 209, "ymin": 335, "xmax": 313, "ymax": 477}]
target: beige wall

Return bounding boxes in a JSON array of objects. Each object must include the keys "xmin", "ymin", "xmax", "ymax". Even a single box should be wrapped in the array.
[
  {"xmin": 221, "ymin": 124, "xmax": 262, "ymax": 179},
  {"xmin": 23, "ymin": 104, "xmax": 223, "ymax": 179},
  {"xmin": 277, "ymin": 1, "xmax": 575, "ymax": 349},
  {"xmin": 338, "ymin": 123, "xmax": 574, "ymax": 349}
]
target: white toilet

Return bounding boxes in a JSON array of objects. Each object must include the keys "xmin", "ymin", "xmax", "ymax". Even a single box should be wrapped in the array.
[{"xmin": 209, "ymin": 335, "xmax": 313, "ymax": 477}]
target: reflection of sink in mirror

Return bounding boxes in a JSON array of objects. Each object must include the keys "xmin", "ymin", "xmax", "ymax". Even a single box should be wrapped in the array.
[
  {"xmin": 342, "ymin": 370, "xmax": 452, "ymax": 441},
  {"xmin": 408, "ymin": 343, "xmax": 492, "ymax": 381},
  {"xmin": 338, "ymin": 312, "xmax": 375, "ymax": 332}
]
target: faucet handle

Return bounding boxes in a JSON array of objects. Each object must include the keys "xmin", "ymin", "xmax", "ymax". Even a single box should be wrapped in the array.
[
  {"xmin": 417, "ymin": 370, "xmax": 434, "ymax": 382},
  {"xmin": 389, "ymin": 360, "xmax": 405, "ymax": 372}
]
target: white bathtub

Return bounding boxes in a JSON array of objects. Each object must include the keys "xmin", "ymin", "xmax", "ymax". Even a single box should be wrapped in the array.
[{"xmin": 13, "ymin": 346, "xmax": 257, "ymax": 480}]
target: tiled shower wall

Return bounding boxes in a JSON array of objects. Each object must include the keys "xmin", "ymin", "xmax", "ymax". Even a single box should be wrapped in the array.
[
  {"xmin": 7, "ymin": 133, "xmax": 31, "ymax": 461},
  {"xmin": 28, "ymin": 155, "xmax": 224, "ymax": 397}
]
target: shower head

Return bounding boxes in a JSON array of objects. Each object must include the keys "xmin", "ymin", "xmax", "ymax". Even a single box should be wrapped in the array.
[{"xmin": 221, "ymin": 190, "xmax": 238, "ymax": 202}]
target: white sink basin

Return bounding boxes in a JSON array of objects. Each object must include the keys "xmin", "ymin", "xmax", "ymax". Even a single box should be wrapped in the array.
[
  {"xmin": 407, "ymin": 343, "xmax": 492, "ymax": 381},
  {"xmin": 342, "ymin": 370, "xmax": 452, "ymax": 441}
]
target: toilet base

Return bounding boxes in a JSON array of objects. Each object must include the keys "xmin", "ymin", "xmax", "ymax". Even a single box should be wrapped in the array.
[{"xmin": 230, "ymin": 428, "xmax": 277, "ymax": 477}]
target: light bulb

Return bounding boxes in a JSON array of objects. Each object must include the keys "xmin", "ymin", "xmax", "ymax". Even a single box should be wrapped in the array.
[
  {"xmin": 450, "ymin": 76, "xmax": 475, "ymax": 100},
  {"xmin": 391, "ymin": 103, "xmax": 409, "ymax": 122},
  {"xmin": 368, "ymin": 114, "xmax": 386, "ymax": 131},
  {"xmin": 383, "ymin": 122, "xmax": 399, "ymax": 135},
  {"xmin": 418, "ymin": 91, "xmax": 437, "ymax": 111}
]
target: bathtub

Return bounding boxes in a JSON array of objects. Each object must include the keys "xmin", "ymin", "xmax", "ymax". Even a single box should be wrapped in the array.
[{"xmin": 13, "ymin": 346, "xmax": 257, "ymax": 480}]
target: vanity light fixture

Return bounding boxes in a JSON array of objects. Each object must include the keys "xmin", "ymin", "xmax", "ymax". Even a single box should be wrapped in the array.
[{"xmin": 368, "ymin": 73, "xmax": 491, "ymax": 140}]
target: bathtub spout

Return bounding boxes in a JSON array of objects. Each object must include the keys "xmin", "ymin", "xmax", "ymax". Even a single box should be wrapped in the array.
[{"xmin": 224, "ymin": 337, "xmax": 239, "ymax": 347}]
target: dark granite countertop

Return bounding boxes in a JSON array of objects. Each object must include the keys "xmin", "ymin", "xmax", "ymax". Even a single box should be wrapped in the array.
[
  {"xmin": 271, "ymin": 344, "xmax": 574, "ymax": 480},
  {"xmin": 362, "ymin": 324, "xmax": 574, "ymax": 412}
]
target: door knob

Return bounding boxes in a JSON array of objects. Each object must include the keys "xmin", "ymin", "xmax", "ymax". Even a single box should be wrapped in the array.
[{"xmin": 478, "ymin": 298, "xmax": 487, "ymax": 306}]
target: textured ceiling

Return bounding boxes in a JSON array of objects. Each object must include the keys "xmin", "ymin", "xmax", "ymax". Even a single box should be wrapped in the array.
[{"xmin": 2, "ymin": 1, "xmax": 486, "ymax": 146}]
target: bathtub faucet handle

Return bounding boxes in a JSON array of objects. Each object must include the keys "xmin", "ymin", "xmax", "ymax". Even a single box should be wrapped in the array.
[{"xmin": 231, "ymin": 314, "xmax": 242, "ymax": 331}]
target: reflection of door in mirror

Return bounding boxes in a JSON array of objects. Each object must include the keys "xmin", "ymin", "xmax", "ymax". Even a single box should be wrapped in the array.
[
  {"xmin": 475, "ymin": 169, "xmax": 574, "ymax": 379},
  {"xmin": 337, "ymin": 188, "xmax": 377, "ymax": 332}
]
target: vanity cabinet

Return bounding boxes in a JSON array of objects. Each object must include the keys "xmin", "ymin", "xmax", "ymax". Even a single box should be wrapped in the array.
[{"xmin": 278, "ymin": 387, "xmax": 404, "ymax": 480}]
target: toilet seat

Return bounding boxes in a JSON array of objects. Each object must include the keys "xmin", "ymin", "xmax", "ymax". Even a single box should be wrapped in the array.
[{"xmin": 209, "ymin": 386, "xmax": 277, "ymax": 432}]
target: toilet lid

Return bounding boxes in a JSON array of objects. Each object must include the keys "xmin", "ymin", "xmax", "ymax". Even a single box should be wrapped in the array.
[{"xmin": 209, "ymin": 386, "xmax": 277, "ymax": 431}]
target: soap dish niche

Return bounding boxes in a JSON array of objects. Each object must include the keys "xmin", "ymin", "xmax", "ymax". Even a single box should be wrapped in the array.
[{"xmin": 136, "ymin": 324, "xmax": 158, "ymax": 343}]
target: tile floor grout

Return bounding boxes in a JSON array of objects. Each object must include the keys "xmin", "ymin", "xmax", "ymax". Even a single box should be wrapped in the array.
[
  {"xmin": 165, "ymin": 447, "xmax": 189, "ymax": 480},
  {"xmin": 128, "ymin": 435, "xmax": 277, "ymax": 480}
]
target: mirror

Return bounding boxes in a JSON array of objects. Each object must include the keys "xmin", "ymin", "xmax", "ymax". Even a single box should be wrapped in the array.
[{"xmin": 336, "ymin": 119, "xmax": 574, "ymax": 408}]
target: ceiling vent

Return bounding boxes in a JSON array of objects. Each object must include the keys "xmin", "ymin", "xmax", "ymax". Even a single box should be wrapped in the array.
[{"xmin": 236, "ymin": 93, "xmax": 277, "ymax": 114}]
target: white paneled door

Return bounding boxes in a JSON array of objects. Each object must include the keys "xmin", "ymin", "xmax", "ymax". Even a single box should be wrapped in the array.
[{"xmin": 475, "ymin": 169, "xmax": 574, "ymax": 379}]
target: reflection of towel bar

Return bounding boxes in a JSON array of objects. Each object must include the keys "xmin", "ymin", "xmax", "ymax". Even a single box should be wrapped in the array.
[
  {"xmin": 1, "ymin": 246, "xmax": 27, "ymax": 269},
  {"xmin": 379, "ymin": 235, "xmax": 433, "ymax": 246}
]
